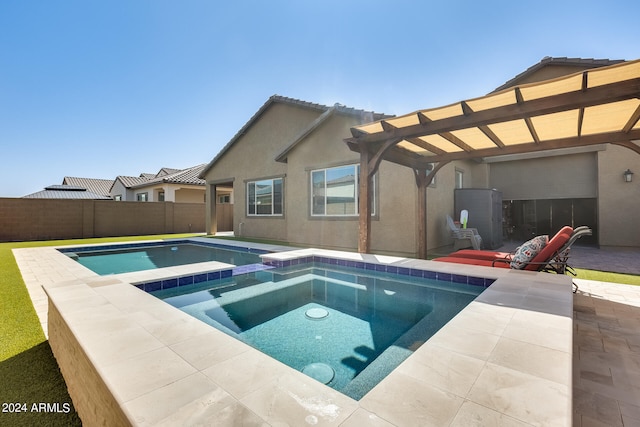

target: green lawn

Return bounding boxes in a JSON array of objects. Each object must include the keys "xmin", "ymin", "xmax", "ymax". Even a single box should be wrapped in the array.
[
  {"xmin": 1, "ymin": 234, "xmax": 637, "ymax": 426},
  {"xmin": 0, "ymin": 234, "xmax": 200, "ymax": 427}
]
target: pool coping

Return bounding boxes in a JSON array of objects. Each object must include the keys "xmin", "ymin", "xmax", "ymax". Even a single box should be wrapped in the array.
[{"xmin": 14, "ymin": 238, "xmax": 573, "ymax": 426}]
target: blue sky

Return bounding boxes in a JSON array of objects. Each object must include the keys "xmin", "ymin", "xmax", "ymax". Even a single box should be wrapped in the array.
[{"xmin": 1, "ymin": 1, "xmax": 638, "ymax": 197}]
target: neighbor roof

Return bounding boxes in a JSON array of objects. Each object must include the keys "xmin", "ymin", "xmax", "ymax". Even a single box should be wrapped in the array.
[
  {"xmin": 62, "ymin": 177, "xmax": 114, "ymax": 197},
  {"xmin": 346, "ymin": 59, "xmax": 640, "ymax": 169},
  {"xmin": 23, "ymin": 185, "xmax": 112, "ymax": 199},
  {"xmin": 199, "ymin": 95, "xmax": 389, "ymax": 176},
  {"xmin": 131, "ymin": 164, "xmax": 206, "ymax": 189}
]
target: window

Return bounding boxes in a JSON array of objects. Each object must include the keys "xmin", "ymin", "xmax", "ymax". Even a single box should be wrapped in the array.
[
  {"xmin": 218, "ymin": 194, "xmax": 230, "ymax": 204},
  {"xmin": 247, "ymin": 178, "xmax": 283, "ymax": 216},
  {"xmin": 455, "ymin": 170, "xmax": 464, "ymax": 189},
  {"xmin": 136, "ymin": 193, "xmax": 148, "ymax": 202},
  {"xmin": 311, "ymin": 164, "xmax": 374, "ymax": 216},
  {"xmin": 114, "ymin": 195, "xmax": 122, "ymax": 201},
  {"xmin": 158, "ymin": 191, "xmax": 165, "ymax": 202}
]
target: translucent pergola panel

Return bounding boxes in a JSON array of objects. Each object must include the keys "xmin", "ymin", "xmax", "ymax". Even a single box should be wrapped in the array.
[
  {"xmin": 450, "ymin": 127, "xmax": 497, "ymax": 149},
  {"xmin": 529, "ymin": 110, "xmax": 580, "ymax": 141},
  {"xmin": 487, "ymin": 119, "xmax": 534, "ymax": 145},
  {"xmin": 355, "ymin": 122, "xmax": 384, "ymax": 135},
  {"xmin": 397, "ymin": 140, "xmax": 429, "ymax": 154},
  {"xmin": 582, "ymin": 99, "xmax": 640, "ymax": 135},
  {"xmin": 519, "ymin": 74, "xmax": 583, "ymax": 101},
  {"xmin": 421, "ymin": 134, "xmax": 465, "ymax": 152},
  {"xmin": 588, "ymin": 60, "xmax": 640, "ymax": 88},
  {"xmin": 420, "ymin": 103, "xmax": 464, "ymax": 121},
  {"xmin": 386, "ymin": 114, "xmax": 420, "ymax": 129},
  {"xmin": 465, "ymin": 90, "xmax": 516, "ymax": 112}
]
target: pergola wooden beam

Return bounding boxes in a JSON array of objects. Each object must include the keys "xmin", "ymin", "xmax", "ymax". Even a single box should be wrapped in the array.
[
  {"xmin": 345, "ymin": 78, "xmax": 640, "ymax": 145},
  {"xmin": 347, "ymin": 60, "xmax": 640, "ymax": 258}
]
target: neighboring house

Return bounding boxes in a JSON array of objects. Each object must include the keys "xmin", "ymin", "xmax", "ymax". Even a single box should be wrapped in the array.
[
  {"xmin": 201, "ymin": 59, "xmax": 640, "ymax": 256},
  {"xmin": 110, "ymin": 165, "xmax": 208, "ymax": 203},
  {"xmin": 62, "ymin": 177, "xmax": 115, "ymax": 198},
  {"xmin": 23, "ymin": 185, "xmax": 112, "ymax": 199},
  {"xmin": 199, "ymin": 95, "xmax": 483, "ymax": 256}
]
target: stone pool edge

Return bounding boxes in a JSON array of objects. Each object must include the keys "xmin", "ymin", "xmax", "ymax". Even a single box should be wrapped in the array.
[{"xmin": 17, "ymin": 242, "xmax": 573, "ymax": 426}]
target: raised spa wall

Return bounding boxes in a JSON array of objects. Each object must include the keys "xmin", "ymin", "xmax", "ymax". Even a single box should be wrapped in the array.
[{"xmin": 22, "ymin": 242, "xmax": 574, "ymax": 426}]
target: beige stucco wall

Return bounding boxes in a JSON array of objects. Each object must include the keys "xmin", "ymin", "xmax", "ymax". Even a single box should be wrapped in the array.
[
  {"xmin": 174, "ymin": 187, "xmax": 205, "ymax": 203},
  {"xmin": 202, "ymin": 100, "xmax": 497, "ymax": 256},
  {"xmin": 203, "ymin": 102, "xmax": 323, "ymax": 240},
  {"xmin": 283, "ymin": 113, "xmax": 419, "ymax": 256},
  {"xmin": 489, "ymin": 152, "xmax": 598, "ymax": 200},
  {"xmin": 597, "ymin": 144, "xmax": 640, "ymax": 247}
]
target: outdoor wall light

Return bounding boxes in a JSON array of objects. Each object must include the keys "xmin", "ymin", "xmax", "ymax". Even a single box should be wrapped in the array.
[{"xmin": 623, "ymin": 169, "xmax": 634, "ymax": 183}]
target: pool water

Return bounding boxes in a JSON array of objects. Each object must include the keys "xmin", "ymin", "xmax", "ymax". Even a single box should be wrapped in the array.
[
  {"xmin": 153, "ymin": 262, "xmax": 484, "ymax": 399},
  {"xmin": 63, "ymin": 242, "xmax": 264, "ymax": 275}
]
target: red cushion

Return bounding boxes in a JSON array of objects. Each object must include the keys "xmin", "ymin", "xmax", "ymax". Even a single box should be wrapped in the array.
[
  {"xmin": 524, "ymin": 226, "xmax": 573, "ymax": 271},
  {"xmin": 433, "ymin": 256, "xmax": 511, "ymax": 268},
  {"xmin": 446, "ymin": 249, "xmax": 511, "ymax": 261}
]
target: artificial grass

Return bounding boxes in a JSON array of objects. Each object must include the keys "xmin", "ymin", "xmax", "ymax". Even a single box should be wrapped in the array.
[{"xmin": 0, "ymin": 234, "xmax": 200, "ymax": 427}]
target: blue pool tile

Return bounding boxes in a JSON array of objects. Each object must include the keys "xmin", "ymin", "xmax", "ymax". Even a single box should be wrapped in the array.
[
  {"xmin": 397, "ymin": 267, "xmax": 411, "ymax": 276},
  {"xmin": 207, "ymin": 271, "xmax": 221, "ymax": 281},
  {"xmin": 422, "ymin": 270, "xmax": 437, "ymax": 280},
  {"xmin": 145, "ymin": 281, "xmax": 162, "ymax": 292},
  {"xmin": 355, "ymin": 261, "xmax": 365, "ymax": 269},
  {"xmin": 410, "ymin": 268, "xmax": 423, "ymax": 277},
  {"xmin": 386, "ymin": 266, "xmax": 398, "ymax": 274},
  {"xmin": 485, "ymin": 278, "xmax": 497, "ymax": 287},
  {"xmin": 437, "ymin": 272, "xmax": 452, "ymax": 282},
  {"xmin": 134, "ymin": 284, "xmax": 144, "ymax": 290},
  {"xmin": 468, "ymin": 276, "xmax": 485, "ymax": 287},
  {"xmin": 364, "ymin": 263, "xmax": 375, "ymax": 271},
  {"xmin": 194, "ymin": 273, "xmax": 208, "ymax": 284},
  {"xmin": 452, "ymin": 274, "xmax": 468, "ymax": 285},
  {"xmin": 221, "ymin": 269, "xmax": 232, "ymax": 279},
  {"xmin": 178, "ymin": 276, "xmax": 194, "ymax": 286},
  {"xmin": 162, "ymin": 278, "xmax": 178, "ymax": 289},
  {"xmin": 374, "ymin": 264, "xmax": 386, "ymax": 272}
]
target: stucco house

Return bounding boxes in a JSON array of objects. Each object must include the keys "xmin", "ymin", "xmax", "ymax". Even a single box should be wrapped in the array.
[
  {"xmin": 110, "ymin": 164, "xmax": 208, "ymax": 203},
  {"xmin": 200, "ymin": 58, "xmax": 639, "ymax": 256},
  {"xmin": 199, "ymin": 96, "xmax": 484, "ymax": 256}
]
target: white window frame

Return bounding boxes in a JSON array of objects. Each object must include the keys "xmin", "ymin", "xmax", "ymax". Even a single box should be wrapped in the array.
[
  {"xmin": 310, "ymin": 164, "xmax": 375, "ymax": 217},
  {"xmin": 246, "ymin": 178, "xmax": 283, "ymax": 216},
  {"xmin": 136, "ymin": 192, "xmax": 148, "ymax": 202}
]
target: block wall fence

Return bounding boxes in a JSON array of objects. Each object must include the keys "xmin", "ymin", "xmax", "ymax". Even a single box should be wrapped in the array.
[{"xmin": 0, "ymin": 198, "xmax": 214, "ymax": 242}]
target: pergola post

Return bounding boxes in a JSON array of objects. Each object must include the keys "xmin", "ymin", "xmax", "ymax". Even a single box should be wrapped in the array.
[
  {"xmin": 358, "ymin": 147, "xmax": 372, "ymax": 253},
  {"xmin": 207, "ymin": 183, "xmax": 218, "ymax": 235},
  {"xmin": 414, "ymin": 168, "xmax": 428, "ymax": 259}
]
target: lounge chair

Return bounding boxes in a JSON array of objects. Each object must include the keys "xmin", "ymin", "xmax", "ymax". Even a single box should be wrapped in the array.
[
  {"xmin": 434, "ymin": 226, "xmax": 592, "ymax": 274},
  {"xmin": 447, "ymin": 215, "xmax": 483, "ymax": 250}
]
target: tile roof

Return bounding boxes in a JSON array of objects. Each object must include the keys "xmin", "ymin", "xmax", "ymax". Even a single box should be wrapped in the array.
[
  {"xmin": 114, "ymin": 175, "xmax": 150, "ymax": 189},
  {"xmin": 131, "ymin": 164, "xmax": 206, "ymax": 188},
  {"xmin": 23, "ymin": 185, "xmax": 112, "ymax": 199},
  {"xmin": 200, "ymin": 95, "xmax": 389, "ymax": 176},
  {"xmin": 62, "ymin": 177, "xmax": 114, "ymax": 197}
]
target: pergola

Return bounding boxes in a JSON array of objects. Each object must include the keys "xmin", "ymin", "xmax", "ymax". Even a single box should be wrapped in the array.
[{"xmin": 345, "ymin": 60, "xmax": 640, "ymax": 258}]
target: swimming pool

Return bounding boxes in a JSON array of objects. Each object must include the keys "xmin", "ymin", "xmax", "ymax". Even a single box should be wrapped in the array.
[
  {"xmin": 150, "ymin": 259, "xmax": 486, "ymax": 400},
  {"xmin": 60, "ymin": 241, "xmax": 266, "ymax": 275}
]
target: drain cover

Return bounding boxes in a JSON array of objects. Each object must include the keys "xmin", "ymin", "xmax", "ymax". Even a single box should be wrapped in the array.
[
  {"xmin": 302, "ymin": 363, "xmax": 335, "ymax": 384},
  {"xmin": 305, "ymin": 307, "xmax": 329, "ymax": 320}
]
